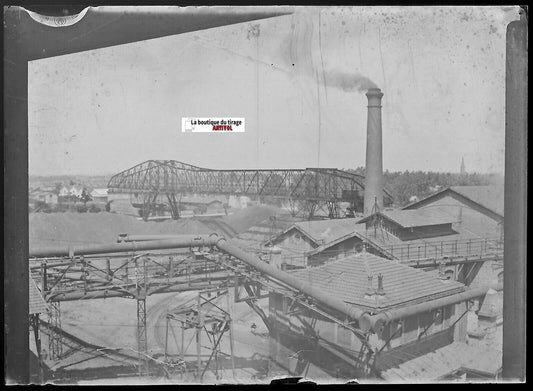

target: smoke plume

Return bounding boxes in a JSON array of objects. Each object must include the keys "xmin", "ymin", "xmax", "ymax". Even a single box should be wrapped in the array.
[{"xmin": 324, "ymin": 69, "xmax": 378, "ymax": 92}]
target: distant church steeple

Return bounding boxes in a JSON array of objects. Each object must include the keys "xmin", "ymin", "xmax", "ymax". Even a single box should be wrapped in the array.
[{"xmin": 460, "ymin": 157, "xmax": 466, "ymax": 175}]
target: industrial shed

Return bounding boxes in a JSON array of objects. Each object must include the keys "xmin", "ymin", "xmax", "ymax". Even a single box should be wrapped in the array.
[
  {"xmin": 402, "ymin": 186, "xmax": 504, "ymax": 240},
  {"xmin": 353, "ymin": 209, "xmax": 495, "ymax": 261},
  {"xmin": 267, "ymin": 218, "xmax": 368, "ymax": 269},
  {"xmin": 268, "ymin": 253, "xmax": 471, "ymax": 379}
]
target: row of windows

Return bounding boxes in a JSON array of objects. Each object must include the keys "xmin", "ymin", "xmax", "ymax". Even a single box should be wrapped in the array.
[{"xmin": 380, "ymin": 305, "xmax": 456, "ymax": 348}]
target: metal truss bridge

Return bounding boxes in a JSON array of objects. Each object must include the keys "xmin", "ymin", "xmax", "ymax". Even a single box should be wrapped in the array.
[{"xmin": 107, "ymin": 160, "xmax": 393, "ymax": 220}]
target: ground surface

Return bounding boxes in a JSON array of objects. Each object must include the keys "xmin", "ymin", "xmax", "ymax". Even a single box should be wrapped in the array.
[{"xmin": 29, "ymin": 204, "xmax": 285, "ymax": 248}]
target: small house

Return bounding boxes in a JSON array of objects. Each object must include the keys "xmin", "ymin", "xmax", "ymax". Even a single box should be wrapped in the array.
[{"xmin": 90, "ymin": 188, "xmax": 109, "ymax": 203}]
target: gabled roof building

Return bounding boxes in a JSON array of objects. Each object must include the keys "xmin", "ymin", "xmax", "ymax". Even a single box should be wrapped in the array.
[
  {"xmin": 267, "ymin": 218, "xmax": 368, "ymax": 268},
  {"xmin": 402, "ymin": 185, "xmax": 504, "ymax": 239},
  {"xmin": 268, "ymin": 253, "xmax": 501, "ymax": 380}
]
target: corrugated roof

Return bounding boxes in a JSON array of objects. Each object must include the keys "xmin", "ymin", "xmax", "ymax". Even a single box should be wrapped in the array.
[
  {"xmin": 29, "ymin": 277, "xmax": 49, "ymax": 315},
  {"xmin": 450, "ymin": 186, "xmax": 504, "ymax": 216},
  {"xmin": 291, "ymin": 218, "xmax": 364, "ymax": 245},
  {"xmin": 358, "ymin": 209, "xmax": 458, "ymax": 228},
  {"xmin": 379, "ymin": 341, "xmax": 501, "ymax": 381},
  {"xmin": 288, "ymin": 253, "xmax": 464, "ymax": 311}
]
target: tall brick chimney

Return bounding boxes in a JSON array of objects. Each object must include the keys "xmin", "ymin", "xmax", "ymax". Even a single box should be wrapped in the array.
[{"xmin": 364, "ymin": 88, "xmax": 384, "ymax": 216}]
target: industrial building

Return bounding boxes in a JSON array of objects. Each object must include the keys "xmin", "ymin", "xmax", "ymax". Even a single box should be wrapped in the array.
[
  {"xmin": 268, "ymin": 252, "xmax": 501, "ymax": 380},
  {"xmin": 267, "ymin": 218, "xmax": 366, "ymax": 268},
  {"xmin": 403, "ymin": 185, "xmax": 504, "ymax": 240}
]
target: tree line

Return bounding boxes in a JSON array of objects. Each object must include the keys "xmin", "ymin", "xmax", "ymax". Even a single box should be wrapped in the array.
[{"xmin": 348, "ymin": 167, "xmax": 503, "ymax": 207}]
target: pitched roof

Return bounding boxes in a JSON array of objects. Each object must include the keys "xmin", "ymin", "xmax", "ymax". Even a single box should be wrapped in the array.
[
  {"xmin": 403, "ymin": 185, "xmax": 504, "ymax": 220},
  {"xmin": 29, "ymin": 277, "xmax": 48, "ymax": 315},
  {"xmin": 288, "ymin": 253, "xmax": 464, "ymax": 311},
  {"xmin": 287, "ymin": 218, "xmax": 364, "ymax": 246},
  {"xmin": 230, "ymin": 214, "xmax": 306, "ymax": 252},
  {"xmin": 358, "ymin": 209, "xmax": 458, "ymax": 228},
  {"xmin": 306, "ymin": 227, "xmax": 368, "ymax": 256},
  {"xmin": 450, "ymin": 186, "xmax": 504, "ymax": 216}
]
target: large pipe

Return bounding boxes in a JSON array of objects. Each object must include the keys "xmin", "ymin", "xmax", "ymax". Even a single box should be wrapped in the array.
[
  {"xmin": 215, "ymin": 238, "xmax": 367, "ymax": 322},
  {"xmin": 359, "ymin": 282, "xmax": 503, "ymax": 333},
  {"xmin": 30, "ymin": 233, "xmax": 500, "ymax": 333},
  {"xmin": 116, "ymin": 234, "xmax": 198, "ymax": 243},
  {"xmin": 363, "ymin": 87, "xmax": 384, "ymax": 215},
  {"xmin": 29, "ymin": 234, "xmax": 367, "ymax": 322},
  {"xmin": 29, "ymin": 235, "xmax": 220, "ymax": 258}
]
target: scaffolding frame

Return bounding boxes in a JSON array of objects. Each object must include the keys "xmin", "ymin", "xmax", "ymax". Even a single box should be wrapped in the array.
[
  {"xmin": 47, "ymin": 301, "xmax": 63, "ymax": 360},
  {"xmin": 163, "ymin": 287, "xmax": 235, "ymax": 382}
]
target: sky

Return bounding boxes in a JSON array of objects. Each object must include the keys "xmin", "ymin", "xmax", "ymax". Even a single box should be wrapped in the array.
[{"xmin": 28, "ymin": 6, "xmax": 519, "ymax": 177}]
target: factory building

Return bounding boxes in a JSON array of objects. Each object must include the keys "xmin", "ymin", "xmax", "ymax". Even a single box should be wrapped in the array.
[
  {"xmin": 402, "ymin": 185, "xmax": 504, "ymax": 240},
  {"xmin": 268, "ymin": 253, "xmax": 501, "ymax": 380},
  {"xmin": 267, "ymin": 218, "xmax": 366, "ymax": 269},
  {"xmin": 266, "ymin": 207, "xmax": 498, "ymax": 273},
  {"xmin": 354, "ymin": 209, "xmax": 489, "ymax": 261}
]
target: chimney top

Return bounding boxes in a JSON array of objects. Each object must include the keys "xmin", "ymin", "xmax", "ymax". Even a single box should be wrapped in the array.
[{"xmin": 366, "ymin": 88, "xmax": 383, "ymax": 98}]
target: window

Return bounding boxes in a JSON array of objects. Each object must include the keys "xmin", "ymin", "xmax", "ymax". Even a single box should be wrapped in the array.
[
  {"xmin": 337, "ymin": 324, "xmax": 351, "ymax": 346},
  {"xmin": 443, "ymin": 304, "xmax": 455, "ymax": 328},
  {"xmin": 418, "ymin": 311, "xmax": 434, "ymax": 338},
  {"xmin": 402, "ymin": 315, "xmax": 418, "ymax": 343},
  {"xmin": 282, "ymin": 296, "xmax": 291, "ymax": 313},
  {"xmin": 433, "ymin": 308, "xmax": 444, "ymax": 331},
  {"xmin": 382, "ymin": 320, "xmax": 403, "ymax": 348}
]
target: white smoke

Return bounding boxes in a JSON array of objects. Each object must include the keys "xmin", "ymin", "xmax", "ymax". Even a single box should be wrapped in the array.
[{"xmin": 324, "ymin": 69, "xmax": 378, "ymax": 92}]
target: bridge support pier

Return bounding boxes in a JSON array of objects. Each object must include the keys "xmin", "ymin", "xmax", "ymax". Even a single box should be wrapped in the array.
[{"xmin": 166, "ymin": 193, "xmax": 181, "ymax": 220}]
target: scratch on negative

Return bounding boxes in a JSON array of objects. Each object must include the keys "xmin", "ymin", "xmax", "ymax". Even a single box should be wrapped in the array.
[{"xmin": 67, "ymin": 15, "xmax": 123, "ymax": 42}]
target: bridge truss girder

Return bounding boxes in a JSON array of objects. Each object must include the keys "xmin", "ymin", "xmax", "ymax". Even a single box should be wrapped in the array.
[{"xmin": 107, "ymin": 160, "xmax": 393, "ymax": 219}]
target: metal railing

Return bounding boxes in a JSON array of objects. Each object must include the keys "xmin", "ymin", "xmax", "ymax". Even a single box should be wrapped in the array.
[{"xmin": 380, "ymin": 237, "xmax": 503, "ymax": 262}]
